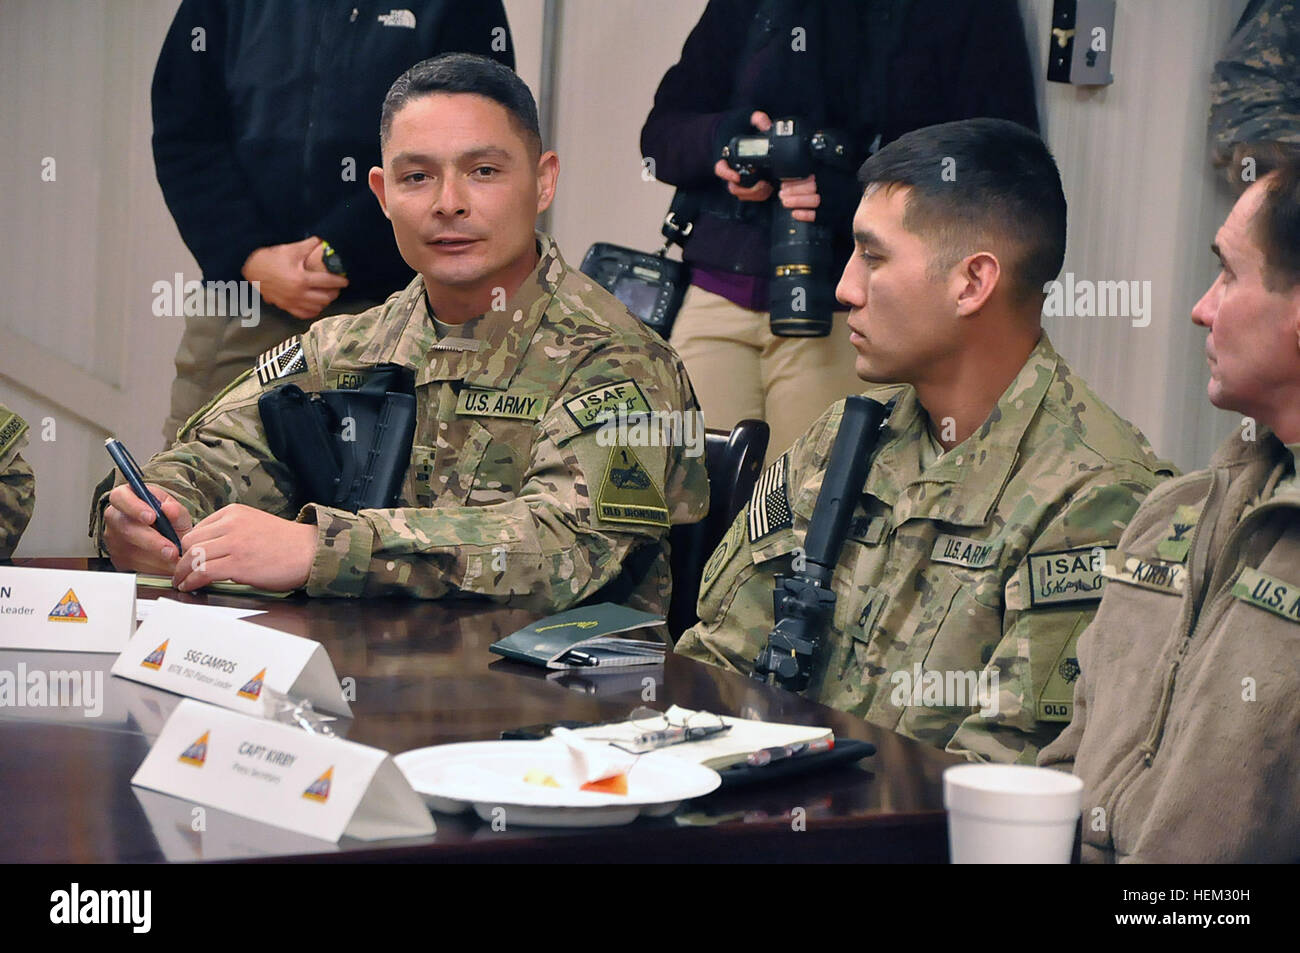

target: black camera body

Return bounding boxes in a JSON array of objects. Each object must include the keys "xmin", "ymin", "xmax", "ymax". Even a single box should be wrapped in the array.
[{"xmin": 723, "ymin": 118, "xmax": 850, "ymax": 337}]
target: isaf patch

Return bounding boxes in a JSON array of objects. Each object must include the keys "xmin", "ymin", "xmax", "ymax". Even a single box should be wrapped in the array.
[
  {"xmin": 596, "ymin": 445, "xmax": 669, "ymax": 527},
  {"xmin": 456, "ymin": 388, "xmax": 548, "ymax": 421},
  {"xmin": 1027, "ymin": 546, "xmax": 1109, "ymax": 606},
  {"xmin": 564, "ymin": 380, "xmax": 650, "ymax": 430},
  {"xmin": 256, "ymin": 336, "xmax": 307, "ymax": 385},
  {"xmin": 748, "ymin": 453, "xmax": 792, "ymax": 543},
  {"xmin": 0, "ymin": 411, "xmax": 28, "ymax": 459},
  {"xmin": 1155, "ymin": 503, "xmax": 1201, "ymax": 563},
  {"xmin": 1231, "ymin": 567, "xmax": 1300, "ymax": 624}
]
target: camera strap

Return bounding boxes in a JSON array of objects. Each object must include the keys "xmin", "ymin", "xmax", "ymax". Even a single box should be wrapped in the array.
[{"xmin": 658, "ymin": 190, "xmax": 699, "ymax": 253}]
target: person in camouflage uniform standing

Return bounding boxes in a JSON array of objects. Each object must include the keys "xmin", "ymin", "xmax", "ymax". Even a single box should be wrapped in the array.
[
  {"xmin": 1209, "ymin": 0, "xmax": 1300, "ymax": 184},
  {"xmin": 0, "ymin": 404, "xmax": 35, "ymax": 558},
  {"xmin": 676, "ymin": 120, "xmax": 1176, "ymax": 764},
  {"xmin": 95, "ymin": 54, "xmax": 708, "ymax": 612}
]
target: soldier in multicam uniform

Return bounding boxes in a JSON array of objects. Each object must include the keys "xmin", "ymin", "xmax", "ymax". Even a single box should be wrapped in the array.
[
  {"xmin": 94, "ymin": 54, "xmax": 708, "ymax": 613},
  {"xmin": 1209, "ymin": 0, "xmax": 1300, "ymax": 184},
  {"xmin": 676, "ymin": 119, "xmax": 1176, "ymax": 764},
  {"xmin": 0, "ymin": 404, "xmax": 35, "ymax": 558}
]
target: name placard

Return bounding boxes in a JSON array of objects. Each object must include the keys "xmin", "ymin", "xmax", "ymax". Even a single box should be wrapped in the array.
[
  {"xmin": 111, "ymin": 599, "xmax": 352, "ymax": 717},
  {"xmin": 132, "ymin": 699, "xmax": 434, "ymax": 842},
  {"xmin": 0, "ymin": 566, "xmax": 136, "ymax": 653}
]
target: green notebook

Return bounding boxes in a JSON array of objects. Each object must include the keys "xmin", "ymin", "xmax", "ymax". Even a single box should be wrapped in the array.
[
  {"xmin": 489, "ymin": 603, "xmax": 666, "ymax": 670},
  {"xmin": 135, "ymin": 574, "xmax": 294, "ymax": 599}
]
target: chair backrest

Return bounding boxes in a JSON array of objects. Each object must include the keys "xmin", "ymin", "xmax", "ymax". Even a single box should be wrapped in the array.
[{"xmin": 666, "ymin": 419, "xmax": 770, "ymax": 639}]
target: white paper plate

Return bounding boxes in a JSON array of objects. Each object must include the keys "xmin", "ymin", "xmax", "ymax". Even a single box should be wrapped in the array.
[{"xmin": 394, "ymin": 739, "xmax": 721, "ymax": 827}]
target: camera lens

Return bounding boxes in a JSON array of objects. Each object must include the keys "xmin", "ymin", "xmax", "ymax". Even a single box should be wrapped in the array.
[{"xmin": 769, "ymin": 211, "xmax": 835, "ymax": 337}]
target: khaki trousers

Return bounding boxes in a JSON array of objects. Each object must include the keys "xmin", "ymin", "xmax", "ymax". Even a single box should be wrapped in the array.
[
  {"xmin": 668, "ymin": 285, "xmax": 865, "ymax": 466},
  {"xmin": 162, "ymin": 296, "xmax": 381, "ymax": 446}
]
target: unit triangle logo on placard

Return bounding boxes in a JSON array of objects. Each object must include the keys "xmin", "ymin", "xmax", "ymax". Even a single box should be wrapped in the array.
[
  {"xmin": 178, "ymin": 731, "xmax": 209, "ymax": 767},
  {"xmin": 237, "ymin": 667, "xmax": 266, "ymax": 700},
  {"xmin": 140, "ymin": 640, "xmax": 169, "ymax": 670},
  {"xmin": 47, "ymin": 589, "xmax": 88, "ymax": 623},
  {"xmin": 302, "ymin": 767, "xmax": 333, "ymax": 803}
]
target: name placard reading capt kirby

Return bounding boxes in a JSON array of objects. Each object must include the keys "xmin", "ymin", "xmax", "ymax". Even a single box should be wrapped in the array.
[
  {"xmin": 0, "ymin": 566, "xmax": 136, "ymax": 653},
  {"xmin": 133, "ymin": 699, "xmax": 434, "ymax": 842},
  {"xmin": 111, "ymin": 599, "xmax": 351, "ymax": 717}
]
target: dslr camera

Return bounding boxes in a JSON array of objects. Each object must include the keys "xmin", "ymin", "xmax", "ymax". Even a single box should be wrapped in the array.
[{"xmin": 723, "ymin": 118, "xmax": 851, "ymax": 337}]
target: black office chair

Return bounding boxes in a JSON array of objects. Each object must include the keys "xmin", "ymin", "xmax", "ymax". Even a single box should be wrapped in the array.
[{"xmin": 666, "ymin": 419, "xmax": 770, "ymax": 640}]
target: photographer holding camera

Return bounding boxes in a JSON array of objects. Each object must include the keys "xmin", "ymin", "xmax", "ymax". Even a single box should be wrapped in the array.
[{"xmin": 641, "ymin": 0, "xmax": 1039, "ymax": 461}]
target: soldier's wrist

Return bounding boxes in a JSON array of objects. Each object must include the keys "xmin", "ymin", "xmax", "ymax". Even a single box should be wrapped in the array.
[{"xmin": 297, "ymin": 503, "xmax": 369, "ymax": 597}]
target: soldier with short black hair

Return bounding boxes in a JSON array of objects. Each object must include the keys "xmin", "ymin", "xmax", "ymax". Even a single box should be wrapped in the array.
[
  {"xmin": 94, "ymin": 54, "xmax": 709, "ymax": 612},
  {"xmin": 676, "ymin": 119, "xmax": 1176, "ymax": 764}
]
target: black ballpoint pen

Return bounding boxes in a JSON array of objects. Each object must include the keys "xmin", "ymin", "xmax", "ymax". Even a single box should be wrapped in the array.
[{"xmin": 104, "ymin": 437, "xmax": 183, "ymax": 550}]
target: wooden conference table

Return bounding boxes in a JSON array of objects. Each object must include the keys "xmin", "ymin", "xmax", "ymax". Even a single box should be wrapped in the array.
[{"xmin": 0, "ymin": 559, "xmax": 962, "ymax": 863}]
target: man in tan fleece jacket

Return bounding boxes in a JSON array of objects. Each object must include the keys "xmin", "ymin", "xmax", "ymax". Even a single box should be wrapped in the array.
[{"xmin": 1039, "ymin": 161, "xmax": 1300, "ymax": 863}]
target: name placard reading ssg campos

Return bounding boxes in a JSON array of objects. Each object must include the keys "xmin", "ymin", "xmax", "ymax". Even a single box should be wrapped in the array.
[
  {"xmin": 111, "ymin": 599, "xmax": 351, "ymax": 717},
  {"xmin": 132, "ymin": 699, "xmax": 434, "ymax": 842},
  {"xmin": 0, "ymin": 566, "xmax": 136, "ymax": 653}
]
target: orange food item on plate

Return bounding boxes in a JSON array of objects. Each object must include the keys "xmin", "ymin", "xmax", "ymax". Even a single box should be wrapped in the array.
[{"xmin": 580, "ymin": 773, "xmax": 628, "ymax": 795}]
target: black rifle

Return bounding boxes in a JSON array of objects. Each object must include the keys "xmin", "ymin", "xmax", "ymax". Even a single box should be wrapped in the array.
[
  {"xmin": 751, "ymin": 395, "xmax": 891, "ymax": 692},
  {"xmin": 258, "ymin": 364, "xmax": 416, "ymax": 512}
]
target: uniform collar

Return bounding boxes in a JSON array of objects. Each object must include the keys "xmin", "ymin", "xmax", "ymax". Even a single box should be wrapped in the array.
[
  {"xmin": 866, "ymin": 332, "xmax": 1060, "ymax": 527},
  {"xmin": 360, "ymin": 232, "xmax": 563, "ymax": 389}
]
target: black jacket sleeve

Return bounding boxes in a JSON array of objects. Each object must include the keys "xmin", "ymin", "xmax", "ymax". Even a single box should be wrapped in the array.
[
  {"xmin": 151, "ymin": 0, "xmax": 279, "ymax": 282},
  {"xmin": 639, "ymin": 0, "xmax": 760, "ymax": 189}
]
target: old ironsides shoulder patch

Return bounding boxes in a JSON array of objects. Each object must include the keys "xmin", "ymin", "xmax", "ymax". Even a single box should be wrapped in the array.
[
  {"xmin": 255, "ymin": 336, "xmax": 308, "ymax": 386},
  {"xmin": 0, "ymin": 411, "xmax": 27, "ymax": 458},
  {"xmin": 596, "ymin": 445, "xmax": 669, "ymax": 527},
  {"xmin": 1027, "ymin": 546, "xmax": 1110, "ymax": 606},
  {"xmin": 748, "ymin": 453, "xmax": 793, "ymax": 544}
]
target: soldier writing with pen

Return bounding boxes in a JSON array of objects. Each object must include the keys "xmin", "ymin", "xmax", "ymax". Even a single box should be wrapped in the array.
[{"xmin": 95, "ymin": 54, "xmax": 708, "ymax": 611}]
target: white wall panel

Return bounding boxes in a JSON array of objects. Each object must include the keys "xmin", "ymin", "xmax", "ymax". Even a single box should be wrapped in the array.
[
  {"xmin": 1024, "ymin": 0, "xmax": 1248, "ymax": 469},
  {"xmin": 0, "ymin": 0, "xmax": 189, "ymax": 557}
]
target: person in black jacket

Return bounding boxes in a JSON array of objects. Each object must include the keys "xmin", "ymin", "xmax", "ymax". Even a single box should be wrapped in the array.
[
  {"xmin": 152, "ymin": 0, "xmax": 513, "ymax": 445},
  {"xmin": 641, "ymin": 0, "xmax": 1038, "ymax": 463}
]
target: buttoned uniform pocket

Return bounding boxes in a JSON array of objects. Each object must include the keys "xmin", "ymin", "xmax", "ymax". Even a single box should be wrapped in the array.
[
  {"xmin": 463, "ymin": 420, "xmax": 533, "ymax": 506},
  {"xmin": 888, "ymin": 564, "xmax": 991, "ymax": 746},
  {"xmin": 426, "ymin": 420, "xmax": 494, "ymax": 505},
  {"xmin": 831, "ymin": 540, "xmax": 973, "ymax": 727}
]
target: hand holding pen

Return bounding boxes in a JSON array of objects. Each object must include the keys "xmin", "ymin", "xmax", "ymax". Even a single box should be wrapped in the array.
[{"xmin": 102, "ymin": 439, "xmax": 194, "ymax": 575}]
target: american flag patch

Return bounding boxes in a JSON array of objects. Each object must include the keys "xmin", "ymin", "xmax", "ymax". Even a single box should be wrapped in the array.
[
  {"xmin": 748, "ymin": 453, "xmax": 793, "ymax": 543},
  {"xmin": 255, "ymin": 336, "xmax": 308, "ymax": 385}
]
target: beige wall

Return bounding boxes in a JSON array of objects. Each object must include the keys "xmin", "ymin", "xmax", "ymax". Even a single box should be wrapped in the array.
[{"xmin": 0, "ymin": 0, "xmax": 1252, "ymax": 556}]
